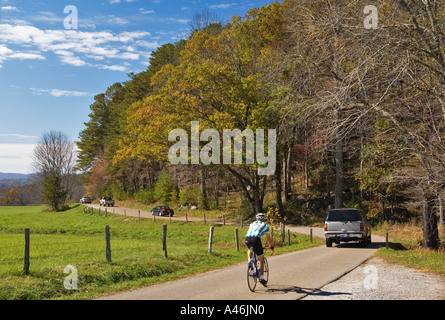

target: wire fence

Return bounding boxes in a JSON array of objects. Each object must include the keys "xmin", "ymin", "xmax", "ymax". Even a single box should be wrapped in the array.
[{"xmin": 0, "ymin": 207, "xmax": 302, "ymax": 276}]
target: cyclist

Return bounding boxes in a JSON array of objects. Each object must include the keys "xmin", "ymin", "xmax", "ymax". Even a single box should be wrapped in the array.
[{"xmin": 245, "ymin": 213, "xmax": 272, "ymax": 286}]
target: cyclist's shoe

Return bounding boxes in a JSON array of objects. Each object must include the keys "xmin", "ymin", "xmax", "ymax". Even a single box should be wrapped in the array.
[{"xmin": 259, "ymin": 278, "xmax": 267, "ymax": 287}]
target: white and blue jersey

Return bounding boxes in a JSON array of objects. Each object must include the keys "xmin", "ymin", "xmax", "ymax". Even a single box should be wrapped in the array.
[{"xmin": 245, "ymin": 221, "xmax": 270, "ymax": 238}]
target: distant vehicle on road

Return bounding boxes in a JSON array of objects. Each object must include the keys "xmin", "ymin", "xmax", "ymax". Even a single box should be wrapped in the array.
[
  {"xmin": 80, "ymin": 196, "xmax": 92, "ymax": 204},
  {"xmin": 100, "ymin": 196, "xmax": 115, "ymax": 207},
  {"xmin": 324, "ymin": 208, "xmax": 371, "ymax": 247},
  {"xmin": 151, "ymin": 206, "xmax": 174, "ymax": 216}
]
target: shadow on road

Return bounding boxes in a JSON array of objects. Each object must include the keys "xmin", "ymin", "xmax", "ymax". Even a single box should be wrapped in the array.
[
  {"xmin": 333, "ymin": 241, "xmax": 386, "ymax": 250},
  {"xmin": 264, "ymin": 285, "xmax": 352, "ymax": 298}
]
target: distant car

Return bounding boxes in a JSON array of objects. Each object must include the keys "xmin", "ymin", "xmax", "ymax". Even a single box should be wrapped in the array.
[
  {"xmin": 80, "ymin": 196, "xmax": 92, "ymax": 204},
  {"xmin": 324, "ymin": 208, "xmax": 371, "ymax": 247},
  {"xmin": 151, "ymin": 206, "xmax": 174, "ymax": 216},
  {"xmin": 100, "ymin": 196, "xmax": 115, "ymax": 207}
]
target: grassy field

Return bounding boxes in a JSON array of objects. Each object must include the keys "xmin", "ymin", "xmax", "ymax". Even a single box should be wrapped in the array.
[
  {"xmin": 0, "ymin": 205, "xmax": 322, "ymax": 300},
  {"xmin": 374, "ymin": 222, "xmax": 445, "ymax": 277}
]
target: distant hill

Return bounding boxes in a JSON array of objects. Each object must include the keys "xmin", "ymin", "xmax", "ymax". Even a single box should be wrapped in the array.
[
  {"xmin": 0, "ymin": 173, "xmax": 34, "ymax": 190},
  {"xmin": 0, "ymin": 173, "xmax": 33, "ymax": 181}
]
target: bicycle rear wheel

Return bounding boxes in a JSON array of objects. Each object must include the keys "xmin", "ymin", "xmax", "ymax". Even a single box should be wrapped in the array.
[
  {"xmin": 262, "ymin": 257, "xmax": 269, "ymax": 285},
  {"xmin": 247, "ymin": 260, "xmax": 258, "ymax": 292}
]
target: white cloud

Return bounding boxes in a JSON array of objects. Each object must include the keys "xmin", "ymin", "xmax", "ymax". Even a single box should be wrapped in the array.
[
  {"xmin": 0, "ymin": 144, "xmax": 36, "ymax": 174},
  {"xmin": 60, "ymin": 55, "xmax": 88, "ymax": 67},
  {"xmin": 0, "ymin": 23, "xmax": 154, "ymax": 71},
  {"xmin": 1, "ymin": 6, "xmax": 18, "ymax": 11},
  {"xmin": 110, "ymin": 0, "xmax": 138, "ymax": 4},
  {"xmin": 31, "ymin": 88, "xmax": 89, "ymax": 97},
  {"xmin": 9, "ymin": 52, "xmax": 46, "ymax": 60},
  {"xmin": 135, "ymin": 40, "xmax": 159, "ymax": 49},
  {"xmin": 97, "ymin": 64, "xmax": 128, "ymax": 72},
  {"xmin": 0, "ymin": 44, "xmax": 46, "ymax": 68},
  {"xmin": 139, "ymin": 8, "xmax": 155, "ymax": 14},
  {"xmin": 0, "ymin": 134, "xmax": 39, "ymax": 144},
  {"xmin": 167, "ymin": 18, "xmax": 189, "ymax": 24},
  {"xmin": 209, "ymin": 3, "xmax": 237, "ymax": 9},
  {"xmin": 0, "ymin": 44, "xmax": 12, "ymax": 59}
]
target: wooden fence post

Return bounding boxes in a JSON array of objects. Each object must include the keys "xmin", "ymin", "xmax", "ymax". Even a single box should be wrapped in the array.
[
  {"xmin": 208, "ymin": 226, "xmax": 214, "ymax": 253},
  {"xmin": 235, "ymin": 228, "xmax": 239, "ymax": 252},
  {"xmin": 222, "ymin": 215, "xmax": 225, "ymax": 225},
  {"xmin": 105, "ymin": 225, "xmax": 111, "ymax": 262},
  {"xmin": 162, "ymin": 224, "xmax": 168, "ymax": 258},
  {"xmin": 204, "ymin": 214, "xmax": 206, "ymax": 225},
  {"xmin": 24, "ymin": 228, "xmax": 30, "ymax": 274},
  {"xmin": 288, "ymin": 229, "xmax": 291, "ymax": 246},
  {"xmin": 386, "ymin": 232, "xmax": 389, "ymax": 249},
  {"xmin": 281, "ymin": 224, "xmax": 285, "ymax": 246},
  {"xmin": 310, "ymin": 228, "xmax": 313, "ymax": 243}
]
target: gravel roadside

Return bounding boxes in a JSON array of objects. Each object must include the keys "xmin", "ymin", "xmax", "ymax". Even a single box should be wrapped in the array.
[{"xmin": 302, "ymin": 257, "xmax": 445, "ymax": 300}]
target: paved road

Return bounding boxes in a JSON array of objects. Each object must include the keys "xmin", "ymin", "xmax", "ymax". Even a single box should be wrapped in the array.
[
  {"xmin": 83, "ymin": 203, "xmax": 229, "ymax": 223},
  {"xmin": 84, "ymin": 204, "xmax": 385, "ymax": 300}
]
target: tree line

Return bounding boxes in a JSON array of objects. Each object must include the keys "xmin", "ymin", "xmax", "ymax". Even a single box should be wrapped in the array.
[{"xmin": 76, "ymin": 0, "xmax": 445, "ymax": 249}]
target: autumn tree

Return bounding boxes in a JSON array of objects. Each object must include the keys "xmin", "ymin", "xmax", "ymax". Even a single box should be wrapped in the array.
[{"xmin": 280, "ymin": 0, "xmax": 444, "ymax": 248}]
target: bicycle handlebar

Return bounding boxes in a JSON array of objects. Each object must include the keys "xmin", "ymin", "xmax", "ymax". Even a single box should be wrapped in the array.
[{"xmin": 263, "ymin": 246, "xmax": 274, "ymax": 255}]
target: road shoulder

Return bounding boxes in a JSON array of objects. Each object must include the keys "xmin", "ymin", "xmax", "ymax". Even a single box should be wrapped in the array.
[{"xmin": 302, "ymin": 257, "xmax": 445, "ymax": 300}]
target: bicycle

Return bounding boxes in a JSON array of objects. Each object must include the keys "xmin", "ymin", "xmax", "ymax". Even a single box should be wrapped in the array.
[{"xmin": 247, "ymin": 246, "xmax": 274, "ymax": 292}]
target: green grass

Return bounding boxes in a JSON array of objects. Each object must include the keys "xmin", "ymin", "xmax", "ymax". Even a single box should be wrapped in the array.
[
  {"xmin": 0, "ymin": 205, "xmax": 322, "ymax": 300},
  {"xmin": 374, "ymin": 223, "xmax": 445, "ymax": 277}
]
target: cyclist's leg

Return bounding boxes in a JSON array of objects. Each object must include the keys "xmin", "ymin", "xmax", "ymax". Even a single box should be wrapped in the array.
[
  {"xmin": 245, "ymin": 237, "xmax": 256, "ymax": 262},
  {"xmin": 257, "ymin": 254, "xmax": 265, "ymax": 275},
  {"xmin": 247, "ymin": 247, "xmax": 252, "ymax": 262},
  {"xmin": 252, "ymin": 238, "xmax": 264, "ymax": 275}
]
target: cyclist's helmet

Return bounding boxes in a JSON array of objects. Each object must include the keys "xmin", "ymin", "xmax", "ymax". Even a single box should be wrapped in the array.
[{"xmin": 256, "ymin": 213, "xmax": 266, "ymax": 222}]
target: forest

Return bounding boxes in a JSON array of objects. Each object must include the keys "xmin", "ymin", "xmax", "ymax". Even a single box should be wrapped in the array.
[{"xmin": 76, "ymin": 0, "xmax": 445, "ymax": 249}]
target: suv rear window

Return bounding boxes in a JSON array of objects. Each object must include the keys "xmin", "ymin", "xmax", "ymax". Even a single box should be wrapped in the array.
[{"xmin": 326, "ymin": 209, "xmax": 361, "ymax": 221}]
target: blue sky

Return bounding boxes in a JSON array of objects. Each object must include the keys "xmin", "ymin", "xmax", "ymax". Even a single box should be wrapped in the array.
[{"xmin": 0, "ymin": 0, "xmax": 278, "ymax": 173}]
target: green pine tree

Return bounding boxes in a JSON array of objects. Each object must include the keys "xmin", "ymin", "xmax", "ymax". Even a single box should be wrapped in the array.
[{"xmin": 42, "ymin": 170, "xmax": 68, "ymax": 212}]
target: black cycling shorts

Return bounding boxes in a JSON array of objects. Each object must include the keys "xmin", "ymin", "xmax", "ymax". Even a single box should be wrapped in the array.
[{"xmin": 245, "ymin": 236, "xmax": 263, "ymax": 256}]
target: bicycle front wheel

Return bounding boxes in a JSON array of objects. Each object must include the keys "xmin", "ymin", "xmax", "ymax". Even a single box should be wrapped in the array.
[{"xmin": 247, "ymin": 261, "xmax": 258, "ymax": 292}]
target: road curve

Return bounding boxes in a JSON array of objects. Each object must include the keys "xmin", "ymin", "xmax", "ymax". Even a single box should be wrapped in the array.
[{"xmin": 86, "ymin": 203, "xmax": 385, "ymax": 300}]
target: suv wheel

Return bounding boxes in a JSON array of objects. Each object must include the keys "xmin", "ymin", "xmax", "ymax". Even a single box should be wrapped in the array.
[
  {"xmin": 326, "ymin": 238, "xmax": 333, "ymax": 247},
  {"xmin": 360, "ymin": 238, "xmax": 368, "ymax": 247}
]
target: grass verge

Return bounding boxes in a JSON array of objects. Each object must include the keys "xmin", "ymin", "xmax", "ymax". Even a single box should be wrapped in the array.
[{"xmin": 374, "ymin": 222, "xmax": 445, "ymax": 277}]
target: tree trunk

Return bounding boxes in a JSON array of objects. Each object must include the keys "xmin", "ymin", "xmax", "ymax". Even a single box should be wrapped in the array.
[
  {"xmin": 422, "ymin": 190, "xmax": 440, "ymax": 250},
  {"xmin": 275, "ymin": 157, "xmax": 284, "ymax": 215},
  {"xmin": 439, "ymin": 194, "xmax": 445, "ymax": 229},
  {"xmin": 199, "ymin": 165, "xmax": 208, "ymax": 210},
  {"xmin": 334, "ymin": 109, "xmax": 344, "ymax": 209},
  {"xmin": 283, "ymin": 147, "xmax": 292, "ymax": 202}
]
